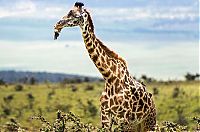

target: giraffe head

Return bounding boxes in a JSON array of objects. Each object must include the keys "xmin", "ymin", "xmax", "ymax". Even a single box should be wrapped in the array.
[{"xmin": 54, "ymin": 2, "xmax": 86, "ymax": 40}]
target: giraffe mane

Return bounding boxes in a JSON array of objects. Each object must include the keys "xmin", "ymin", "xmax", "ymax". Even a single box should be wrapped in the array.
[
  {"xmin": 98, "ymin": 39, "xmax": 127, "ymax": 66},
  {"xmin": 84, "ymin": 9, "xmax": 94, "ymax": 32},
  {"xmin": 85, "ymin": 9, "xmax": 127, "ymax": 67}
]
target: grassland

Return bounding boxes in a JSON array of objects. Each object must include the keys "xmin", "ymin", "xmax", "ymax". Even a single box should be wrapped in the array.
[{"xmin": 0, "ymin": 81, "xmax": 199, "ymax": 131}]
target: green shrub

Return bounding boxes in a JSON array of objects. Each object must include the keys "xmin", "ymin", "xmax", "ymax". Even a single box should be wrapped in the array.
[{"xmin": 14, "ymin": 84, "xmax": 23, "ymax": 91}]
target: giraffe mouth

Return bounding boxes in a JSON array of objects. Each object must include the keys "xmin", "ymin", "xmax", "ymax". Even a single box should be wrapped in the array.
[{"xmin": 54, "ymin": 32, "xmax": 60, "ymax": 40}]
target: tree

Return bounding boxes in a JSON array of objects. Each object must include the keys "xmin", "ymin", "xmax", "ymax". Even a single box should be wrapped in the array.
[
  {"xmin": 29, "ymin": 77, "xmax": 37, "ymax": 85},
  {"xmin": 185, "ymin": 73, "xmax": 196, "ymax": 81},
  {"xmin": 0, "ymin": 79, "xmax": 6, "ymax": 85}
]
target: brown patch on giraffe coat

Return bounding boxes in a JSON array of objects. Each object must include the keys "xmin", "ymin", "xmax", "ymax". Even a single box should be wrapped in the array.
[
  {"xmin": 111, "ymin": 106, "xmax": 119, "ymax": 112},
  {"xmin": 131, "ymin": 88, "xmax": 136, "ymax": 94},
  {"xmin": 132, "ymin": 102, "xmax": 137, "ymax": 110},
  {"xmin": 108, "ymin": 90, "xmax": 111, "ymax": 97},
  {"xmin": 100, "ymin": 94, "xmax": 109, "ymax": 101},
  {"xmin": 147, "ymin": 96, "xmax": 151, "ymax": 105},
  {"xmin": 107, "ymin": 76, "xmax": 116, "ymax": 84},
  {"xmin": 131, "ymin": 113, "xmax": 136, "ymax": 120},
  {"xmin": 102, "ymin": 63, "xmax": 108, "ymax": 69},
  {"xmin": 124, "ymin": 75, "xmax": 128, "ymax": 82},
  {"xmin": 114, "ymin": 87, "xmax": 120, "ymax": 94},
  {"xmin": 138, "ymin": 104, "xmax": 143, "ymax": 112},
  {"xmin": 124, "ymin": 94, "xmax": 129, "ymax": 100},
  {"xmin": 101, "ymin": 56, "xmax": 105, "ymax": 63},
  {"xmin": 109, "ymin": 98, "xmax": 114, "ymax": 107},
  {"xmin": 134, "ymin": 91, "xmax": 140, "ymax": 100},
  {"xmin": 99, "ymin": 67, "xmax": 104, "ymax": 72},
  {"xmin": 136, "ymin": 112, "xmax": 143, "ymax": 118},
  {"xmin": 131, "ymin": 95, "xmax": 137, "ymax": 102},
  {"xmin": 93, "ymin": 42, "xmax": 96, "ymax": 48},
  {"xmin": 96, "ymin": 49, "xmax": 100, "ymax": 56},
  {"xmin": 117, "ymin": 109, "xmax": 127, "ymax": 118},
  {"xmin": 143, "ymin": 94, "xmax": 147, "ymax": 102},
  {"xmin": 123, "ymin": 101, "xmax": 129, "ymax": 108},
  {"xmin": 117, "ymin": 96, "xmax": 123, "ymax": 104},
  {"xmin": 115, "ymin": 79, "xmax": 119, "ymax": 86},
  {"xmin": 101, "ymin": 115, "xmax": 108, "ymax": 121},
  {"xmin": 101, "ymin": 101, "xmax": 109, "ymax": 108},
  {"xmin": 117, "ymin": 106, "xmax": 123, "ymax": 112},
  {"xmin": 143, "ymin": 104, "xmax": 149, "ymax": 112},
  {"xmin": 125, "ymin": 110, "xmax": 131, "ymax": 120},
  {"xmin": 84, "ymin": 33, "xmax": 89, "ymax": 38},
  {"xmin": 102, "ymin": 70, "xmax": 111, "ymax": 78},
  {"xmin": 96, "ymin": 41, "xmax": 102, "ymax": 51},
  {"xmin": 88, "ymin": 48, "xmax": 94, "ymax": 54},
  {"xmin": 112, "ymin": 86, "xmax": 116, "ymax": 95},
  {"xmin": 110, "ymin": 63, "xmax": 117, "ymax": 73},
  {"xmin": 92, "ymin": 55, "xmax": 98, "ymax": 63},
  {"xmin": 101, "ymin": 110, "xmax": 106, "ymax": 115},
  {"xmin": 87, "ymin": 42, "xmax": 92, "ymax": 47},
  {"xmin": 107, "ymin": 58, "xmax": 111, "ymax": 66},
  {"xmin": 85, "ymin": 36, "xmax": 90, "ymax": 42},
  {"xmin": 97, "ymin": 62, "xmax": 100, "ymax": 66}
]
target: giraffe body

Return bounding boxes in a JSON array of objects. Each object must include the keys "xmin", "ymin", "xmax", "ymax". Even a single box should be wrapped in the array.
[{"xmin": 54, "ymin": 2, "xmax": 157, "ymax": 131}]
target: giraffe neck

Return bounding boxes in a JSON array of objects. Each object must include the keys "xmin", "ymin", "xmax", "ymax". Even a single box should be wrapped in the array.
[{"xmin": 80, "ymin": 11, "xmax": 128, "ymax": 83}]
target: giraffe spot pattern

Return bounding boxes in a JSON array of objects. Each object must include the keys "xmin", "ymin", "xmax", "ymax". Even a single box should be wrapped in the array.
[{"xmin": 61, "ymin": 8, "xmax": 158, "ymax": 130}]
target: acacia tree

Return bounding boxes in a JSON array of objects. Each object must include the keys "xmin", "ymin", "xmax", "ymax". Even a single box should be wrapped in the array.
[{"xmin": 185, "ymin": 73, "xmax": 198, "ymax": 81}]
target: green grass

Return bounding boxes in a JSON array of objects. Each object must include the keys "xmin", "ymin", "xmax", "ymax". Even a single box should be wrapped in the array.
[{"xmin": 0, "ymin": 81, "xmax": 199, "ymax": 131}]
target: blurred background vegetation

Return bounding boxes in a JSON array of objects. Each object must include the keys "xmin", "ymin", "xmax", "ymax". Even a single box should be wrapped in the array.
[{"xmin": 0, "ymin": 72, "xmax": 199, "ymax": 131}]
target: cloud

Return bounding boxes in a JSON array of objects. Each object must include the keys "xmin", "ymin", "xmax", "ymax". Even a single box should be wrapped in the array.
[
  {"xmin": 0, "ymin": 0, "xmax": 67, "ymax": 19},
  {"xmin": 0, "ymin": 40, "xmax": 198, "ymax": 80},
  {"xmin": 0, "ymin": 0, "xmax": 198, "ymax": 41},
  {"xmin": 0, "ymin": 0, "xmax": 36, "ymax": 18},
  {"xmin": 0, "ymin": 0, "xmax": 197, "ymax": 21},
  {"xmin": 92, "ymin": 6, "xmax": 198, "ymax": 22}
]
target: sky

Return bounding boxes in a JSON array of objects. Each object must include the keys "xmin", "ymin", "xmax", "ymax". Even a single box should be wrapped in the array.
[{"xmin": 0, "ymin": 0, "xmax": 199, "ymax": 80}]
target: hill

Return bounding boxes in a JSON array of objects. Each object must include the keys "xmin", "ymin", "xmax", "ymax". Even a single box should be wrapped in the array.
[{"xmin": 0, "ymin": 70, "xmax": 100, "ymax": 83}]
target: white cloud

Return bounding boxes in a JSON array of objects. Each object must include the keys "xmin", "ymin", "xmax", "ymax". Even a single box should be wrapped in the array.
[
  {"xmin": 0, "ymin": 0, "xmax": 197, "ymax": 22},
  {"xmin": 0, "ymin": 40, "xmax": 198, "ymax": 80},
  {"xmin": 0, "ymin": 0, "xmax": 67, "ymax": 19},
  {"xmin": 92, "ymin": 6, "xmax": 198, "ymax": 22},
  {"xmin": 0, "ymin": 0, "xmax": 36, "ymax": 18}
]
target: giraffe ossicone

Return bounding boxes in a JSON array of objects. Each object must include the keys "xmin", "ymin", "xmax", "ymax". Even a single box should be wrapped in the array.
[{"xmin": 54, "ymin": 2, "xmax": 157, "ymax": 131}]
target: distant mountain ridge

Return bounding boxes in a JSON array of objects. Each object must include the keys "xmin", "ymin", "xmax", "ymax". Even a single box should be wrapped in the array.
[{"xmin": 0, "ymin": 70, "xmax": 100, "ymax": 83}]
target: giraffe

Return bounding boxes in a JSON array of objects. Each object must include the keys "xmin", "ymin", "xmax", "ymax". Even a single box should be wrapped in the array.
[{"xmin": 54, "ymin": 2, "xmax": 157, "ymax": 131}]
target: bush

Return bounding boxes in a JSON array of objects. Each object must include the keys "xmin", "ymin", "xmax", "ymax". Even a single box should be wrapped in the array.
[
  {"xmin": 0, "ymin": 79, "xmax": 6, "ymax": 85},
  {"xmin": 3, "ymin": 94, "xmax": 14, "ymax": 103},
  {"xmin": 87, "ymin": 100, "xmax": 97, "ymax": 117},
  {"xmin": 3, "ymin": 107, "xmax": 11, "ymax": 116},
  {"xmin": 47, "ymin": 89, "xmax": 56, "ymax": 100},
  {"xmin": 29, "ymin": 77, "xmax": 37, "ymax": 85},
  {"xmin": 85, "ymin": 85, "xmax": 94, "ymax": 91},
  {"xmin": 172, "ymin": 87, "xmax": 180, "ymax": 98},
  {"xmin": 71, "ymin": 85, "xmax": 78, "ymax": 92},
  {"xmin": 153, "ymin": 87, "xmax": 159, "ymax": 95},
  {"xmin": 27, "ymin": 93, "xmax": 35, "ymax": 109},
  {"xmin": 185, "ymin": 73, "xmax": 198, "ymax": 81},
  {"xmin": 32, "ymin": 111, "xmax": 97, "ymax": 132},
  {"xmin": 15, "ymin": 84, "xmax": 23, "ymax": 91}
]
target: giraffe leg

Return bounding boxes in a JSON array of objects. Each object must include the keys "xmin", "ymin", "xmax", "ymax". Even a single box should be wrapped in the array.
[
  {"xmin": 143, "ymin": 108, "xmax": 157, "ymax": 131},
  {"xmin": 101, "ymin": 107, "xmax": 112, "ymax": 131}
]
